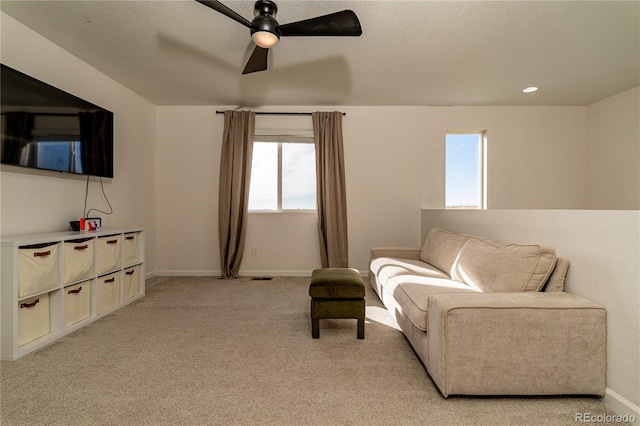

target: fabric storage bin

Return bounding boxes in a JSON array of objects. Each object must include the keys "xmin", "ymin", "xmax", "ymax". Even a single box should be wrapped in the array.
[
  {"xmin": 123, "ymin": 233, "xmax": 139, "ymax": 265},
  {"xmin": 18, "ymin": 293, "xmax": 50, "ymax": 346},
  {"xmin": 64, "ymin": 238, "xmax": 94, "ymax": 284},
  {"xmin": 123, "ymin": 266, "xmax": 139, "ymax": 300},
  {"xmin": 64, "ymin": 281, "xmax": 91, "ymax": 328},
  {"xmin": 97, "ymin": 272, "xmax": 120, "ymax": 314},
  {"xmin": 18, "ymin": 243, "xmax": 60, "ymax": 297},
  {"xmin": 96, "ymin": 235, "xmax": 122, "ymax": 275}
]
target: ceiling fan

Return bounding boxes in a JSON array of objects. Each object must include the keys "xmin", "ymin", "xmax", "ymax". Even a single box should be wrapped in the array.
[{"xmin": 195, "ymin": 0, "xmax": 362, "ymax": 74}]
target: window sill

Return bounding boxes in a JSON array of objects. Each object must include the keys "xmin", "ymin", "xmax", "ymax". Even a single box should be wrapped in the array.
[{"xmin": 248, "ymin": 210, "xmax": 317, "ymax": 214}]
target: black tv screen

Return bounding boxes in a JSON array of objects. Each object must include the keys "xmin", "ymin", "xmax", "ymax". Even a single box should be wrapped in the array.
[{"xmin": 1, "ymin": 64, "xmax": 114, "ymax": 178}]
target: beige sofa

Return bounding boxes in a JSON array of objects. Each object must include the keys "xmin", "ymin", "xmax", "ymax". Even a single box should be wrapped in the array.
[{"xmin": 369, "ymin": 227, "xmax": 606, "ymax": 397}]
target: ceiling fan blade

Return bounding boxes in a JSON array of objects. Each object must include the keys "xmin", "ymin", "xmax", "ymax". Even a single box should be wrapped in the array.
[
  {"xmin": 279, "ymin": 10, "xmax": 362, "ymax": 37},
  {"xmin": 195, "ymin": 0, "xmax": 252, "ymax": 28},
  {"xmin": 243, "ymin": 46, "xmax": 269, "ymax": 74}
]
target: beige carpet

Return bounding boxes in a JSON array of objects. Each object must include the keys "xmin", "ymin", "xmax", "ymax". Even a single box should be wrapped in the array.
[{"xmin": 0, "ymin": 276, "xmax": 624, "ymax": 425}]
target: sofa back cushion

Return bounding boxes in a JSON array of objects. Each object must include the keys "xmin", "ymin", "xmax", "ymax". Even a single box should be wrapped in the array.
[
  {"xmin": 420, "ymin": 228, "xmax": 470, "ymax": 274},
  {"xmin": 450, "ymin": 237, "xmax": 557, "ymax": 293},
  {"xmin": 542, "ymin": 257, "xmax": 569, "ymax": 292}
]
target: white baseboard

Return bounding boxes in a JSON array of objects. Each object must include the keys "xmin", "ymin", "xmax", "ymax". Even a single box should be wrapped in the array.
[
  {"xmin": 603, "ymin": 388, "xmax": 639, "ymax": 419},
  {"xmin": 154, "ymin": 269, "xmax": 311, "ymax": 277},
  {"xmin": 155, "ymin": 270, "xmax": 221, "ymax": 276},
  {"xmin": 153, "ymin": 269, "xmax": 368, "ymax": 278},
  {"xmin": 239, "ymin": 269, "xmax": 313, "ymax": 277},
  {"xmin": 239, "ymin": 269, "xmax": 368, "ymax": 278}
]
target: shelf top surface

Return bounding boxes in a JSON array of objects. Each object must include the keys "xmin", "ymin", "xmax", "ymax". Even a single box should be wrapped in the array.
[{"xmin": 1, "ymin": 228, "xmax": 144, "ymax": 246}]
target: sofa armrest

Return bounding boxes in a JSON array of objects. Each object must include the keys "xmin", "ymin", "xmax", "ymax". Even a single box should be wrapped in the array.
[
  {"xmin": 370, "ymin": 247, "xmax": 422, "ymax": 261},
  {"xmin": 427, "ymin": 292, "xmax": 606, "ymax": 397}
]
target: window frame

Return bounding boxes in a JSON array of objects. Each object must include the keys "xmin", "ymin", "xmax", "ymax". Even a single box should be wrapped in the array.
[
  {"xmin": 249, "ymin": 135, "xmax": 317, "ymax": 213},
  {"xmin": 444, "ymin": 131, "xmax": 487, "ymax": 210}
]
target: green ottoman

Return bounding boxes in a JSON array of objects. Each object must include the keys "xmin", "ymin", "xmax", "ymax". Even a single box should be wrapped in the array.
[{"xmin": 309, "ymin": 268, "xmax": 365, "ymax": 339}]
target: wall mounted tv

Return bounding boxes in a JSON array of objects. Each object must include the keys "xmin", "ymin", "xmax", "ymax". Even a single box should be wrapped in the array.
[{"xmin": 1, "ymin": 64, "xmax": 114, "ymax": 178}]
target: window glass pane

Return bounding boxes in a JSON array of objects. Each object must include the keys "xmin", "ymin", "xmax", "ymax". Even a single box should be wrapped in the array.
[
  {"xmin": 445, "ymin": 133, "xmax": 482, "ymax": 209},
  {"xmin": 36, "ymin": 141, "xmax": 80, "ymax": 173},
  {"xmin": 282, "ymin": 143, "xmax": 316, "ymax": 210},
  {"xmin": 248, "ymin": 142, "xmax": 278, "ymax": 210}
]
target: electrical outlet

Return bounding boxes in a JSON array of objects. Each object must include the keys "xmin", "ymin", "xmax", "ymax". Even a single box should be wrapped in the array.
[{"xmin": 252, "ymin": 248, "xmax": 258, "ymax": 257}]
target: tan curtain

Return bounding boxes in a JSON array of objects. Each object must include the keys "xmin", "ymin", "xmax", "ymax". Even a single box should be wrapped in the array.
[
  {"xmin": 218, "ymin": 110, "xmax": 255, "ymax": 278},
  {"xmin": 312, "ymin": 111, "xmax": 349, "ymax": 268},
  {"xmin": 79, "ymin": 111, "xmax": 113, "ymax": 177},
  {"xmin": 1, "ymin": 111, "xmax": 34, "ymax": 165}
]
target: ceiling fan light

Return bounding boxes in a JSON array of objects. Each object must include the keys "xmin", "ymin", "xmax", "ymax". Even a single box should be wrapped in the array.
[{"xmin": 252, "ymin": 30, "xmax": 279, "ymax": 48}]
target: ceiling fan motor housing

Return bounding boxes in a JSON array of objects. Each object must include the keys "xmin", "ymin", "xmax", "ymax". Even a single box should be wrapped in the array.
[
  {"xmin": 253, "ymin": 0, "xmax": 277, "ymax": 17},
  {"xmin": 251, "ymin": 0, "xmax": 280, "ymax": 41},
  {"xmin": 251, "ymin": 15, "xmax": 280, "ymax": 38}
]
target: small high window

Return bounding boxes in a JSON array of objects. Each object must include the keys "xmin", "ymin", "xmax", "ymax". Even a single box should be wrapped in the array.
[{"xmin": 445, "ymin": 132, "xmax": 487, "ymax": 209}]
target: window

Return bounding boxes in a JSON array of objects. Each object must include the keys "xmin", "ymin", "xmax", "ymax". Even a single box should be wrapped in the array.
[
  {"xmin": 248, "ymin": 138, "xmax": 316, "ymax": 211},
  {"xmin": 445, "ymin": 132, "xmax": 487, "ymax": 209},
  {"xmin": 34, "ymin": 140, "xmax": 83, "ymax": 173}
]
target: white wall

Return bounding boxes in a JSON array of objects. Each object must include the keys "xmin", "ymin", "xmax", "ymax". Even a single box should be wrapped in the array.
[
  {"xmin": 421, "ymin": 209, "xmax": 640, "ymax": 417},
  {"xmin": 0, "ymin": 13, "xmax": 157, "ymax": 272},
  {"xmin": 153, "ymin": 107, "xmax": 327, "ymax": 276},
  {"xmin": 421, "ymin": 106, "xmax": 588, "ymax": 209},
  {"xmin": 242, "ymin": 212, "xmax": 322, "ymax": 276},
  {"xmin": 586, "ymin": 86, "xmax": 640, "ymax": 209},
  {"xmin": 154, "ymin": 105, "xmax": 588, "ymax": 275},
  {"xmin": 154, "ymin": 107, "xmax": 220, "ymax": 274}
]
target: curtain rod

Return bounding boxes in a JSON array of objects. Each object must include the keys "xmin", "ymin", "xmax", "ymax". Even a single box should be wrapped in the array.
[{"xmin": 215, "ymin": 111, "xmax": 345, "ymax": 116}]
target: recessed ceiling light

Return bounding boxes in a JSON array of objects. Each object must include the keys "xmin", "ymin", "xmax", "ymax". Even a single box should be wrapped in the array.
[{"xmin": 523, "ymin": 86, "xmax": 539, "ymax": 93}]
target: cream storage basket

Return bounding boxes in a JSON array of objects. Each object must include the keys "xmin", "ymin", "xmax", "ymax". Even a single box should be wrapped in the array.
[
  {"xmin": 64, "ymin": 238, "xmax": 94, "ymax": 284},
  {"xmin": 63, "ymin": 281, "xmax": 91, "ymax": 328},
  {"xmin": 18, "ymin": 293, "xmax": 50, "ymax": 346},
  {"xmin": 97, "ymin": 272, "xmax": 120, "ymax": 315},
  {"xmin": 123, "ymin": 266, "xmax": 139, "ymax": 300},
  {"xmin": 96, "ymin": 235, "xmax": 122, "ymax": 275},
  {"xmin": 123, "ymin": 232, "xmax": 139, "ymax": 265},
  {"xmin": 18, "ymin": 243, "xmax": 60, "ymax": 298}
]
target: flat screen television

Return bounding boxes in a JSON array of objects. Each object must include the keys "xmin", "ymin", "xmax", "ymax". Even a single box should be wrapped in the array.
[{"xmin": 1, "ymin": 64, "xmax": 114, "ymax": 178}]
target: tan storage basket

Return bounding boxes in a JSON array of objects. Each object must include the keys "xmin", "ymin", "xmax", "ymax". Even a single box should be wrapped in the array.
[
  {"xmin": 96, "ymin": 235, "xmax": 121, "ymax": 275},
  {"xmin": 123, "ymin": 233, "xmax": 139, "ymax": 265},
  {"xmin": 97, "ymin": 272, "xmax": 120, "ymax": 314},
  {"xmin": 18, "ymin": 293, "xmax": 50, "ymax": 346},
  {"xmin": 18, "ymin": 243, "xmax": 60, "ymax": 297},
  {"xmin": 123, "ymin": 266, "xmax": 139, "ymax": 300},
  {"xmin": 64, "ymin": 238, "xmax": 94, "ymax": 284},
  {"xmin": 63, "ymin": 281, "xmax": 91, "ymax": 328}
]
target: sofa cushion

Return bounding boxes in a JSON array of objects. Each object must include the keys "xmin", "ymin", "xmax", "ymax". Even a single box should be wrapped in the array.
[
  {"xmin": 451, "ymin": 237, "xmax": 557, "ymax": 293},
  {"xmin": 370, "ymin": 257, "xmax": 450, "ymax": 284},
  {"xmin": 420, "ymin": 228, "xmax": 470, "ymax": 275},
  {"xmin": 542, "ymin": 257, "xmax": 569, "ymax": 292},
  {"xmin": 386, "ymin": 276, "xmax": 480, "ymax": 331}
]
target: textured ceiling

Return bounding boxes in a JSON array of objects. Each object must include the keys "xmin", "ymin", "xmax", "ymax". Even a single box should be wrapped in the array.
[{"xmin": 1, "ymin": 0, "xmax": 638, "ymax": 106}]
